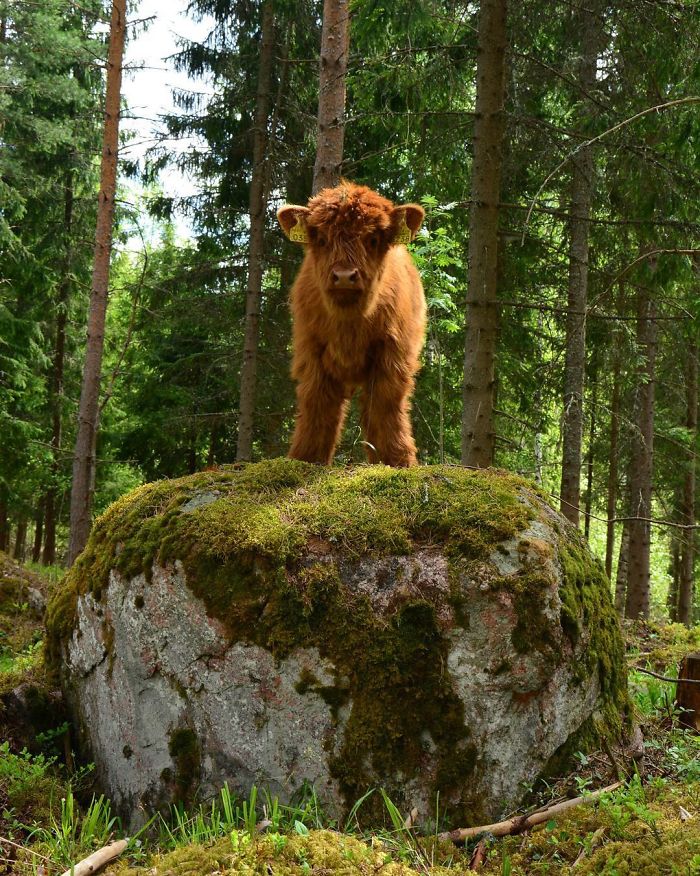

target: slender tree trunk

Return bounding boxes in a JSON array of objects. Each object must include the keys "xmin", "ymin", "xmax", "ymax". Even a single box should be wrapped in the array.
[
  {"xmin": 13, "ymin": 518, "xmax": 27, "ymax": 563},
  {"xmin": 461, "ymin": 0, "xmax": 508, "ymax": 468},
  {"xmin": 605, "ymin": 313, "xmax": 623, "ymax": 578},
  {"xmin": 668, "ymin": 532, "xmax": 681, "ymax": 622},
  {"xmin": 0, "ymin": 494, "xmax": 8, "ymax": 554},
  {"xmin": 44, "ymin": 171, "xmax": 74, "ymax": 565},
  {"xmin": 678, "ymin": 342, "xmax": 698, "ymax": 625},
  {"xmin": 32, "ymin": 504, "xmax": 43, "ymax": 563},
  {"xmin": 625, "ymin": 292, "xmax": 658, "ymax": 620},
  {"xmin": 533, "ymin": 311, "xmax": 545, "ymax": 485},
  {"xmin": 584, "ymin": 370, "xmax": 597, "ymax": 540},
  {"xmin": 68, "ymin": 0, "xmax": 126, "ymax": 566},
  {"xmin": 312, "ymin": 0, "xmax": 350, "ymax": 193},
  {"xmin": 615, "ymin": 519, "xmax": 630, "ymax": 617},
  {"xmin": 235, "ymin": 0, "xmax": 275, "ymax": 462},
  {"xmin": 559, "ymin": 1, "xmax": 601, "ymax": 525}
]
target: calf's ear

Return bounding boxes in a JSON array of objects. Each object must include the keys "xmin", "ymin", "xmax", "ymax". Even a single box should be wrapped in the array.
[
  {"xmin": 277, "ymin": 205, "xmax": 310, "ymax": 243},
  {"xmin": 391, "ymin": 204, "xmax": 425, "ymax": 244}
]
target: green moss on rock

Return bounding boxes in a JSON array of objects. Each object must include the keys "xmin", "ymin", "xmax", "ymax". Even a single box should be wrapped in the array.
[
  {"xmin": 46, "ymin": 460, "xmax": 629, "ymax": 822},
  {"xmin": 168, "ymin": 727, "xmax": 201, "ymax": 805}
]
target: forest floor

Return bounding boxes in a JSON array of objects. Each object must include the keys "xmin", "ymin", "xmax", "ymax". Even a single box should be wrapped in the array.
[{"xmin": 1, "ymin": 552, "xmax": 699, "ymax": 875}]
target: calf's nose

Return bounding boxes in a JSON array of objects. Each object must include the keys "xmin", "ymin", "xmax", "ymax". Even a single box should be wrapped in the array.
[{"xmin": 331, "ymin": 267, "xmax": 360, "ymax": 288}]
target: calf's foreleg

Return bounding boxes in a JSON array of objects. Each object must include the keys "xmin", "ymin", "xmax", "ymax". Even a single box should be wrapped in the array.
[{"xmin": 289, "ymin": 366, "xmax": 348, "ymax": 465}]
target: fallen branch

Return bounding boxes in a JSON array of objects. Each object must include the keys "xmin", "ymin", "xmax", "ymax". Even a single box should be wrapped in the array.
[
  {"xmin": 59, "ymin": 839, "xmax": 128, "ymax": 876},
  {"xmin": 440, "ymin": 783, "xmax": 621, "ymax": 844},
  {"xmin": 631, "ymin": 666, "xmax": 700, "ymax": 685}
]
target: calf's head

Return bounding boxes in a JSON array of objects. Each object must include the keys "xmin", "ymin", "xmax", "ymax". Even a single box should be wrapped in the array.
[{"xmin": 278, "ymin": 183, "xmax": 424, "ymax": 312}]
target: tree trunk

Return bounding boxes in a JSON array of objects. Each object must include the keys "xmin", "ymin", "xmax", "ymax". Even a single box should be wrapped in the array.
[
  {"xmin": 13, "ymin": 518, "xmax": 27, "ymax": 563},
  {"xmin": 559, "ymin": 0, "xmax": 601, "ymax": 525},
  {"xmin": 461, "ymin": 0, "xmax": 508, "ymax": 468},
  {"xmin": 678, "ymin": 342, "xmax": 698, "ymax": 625},
  {"xmin": 584, "ymin": 369, "xmax": 597, "ymax": 541},
  {"xmin": 32, "ymin": 505, "xmax": 43, "ymax": 564},
  {"xmin": 605, "ymin": 306, "xmax": 623, "ymax": 578},
  {"xmin": 235, "ymin": 0, "xmax": 275, "ymax": 462},
  {"xmin": 614, "ymin": 519, "xmax": 629, "ymax": 617},
  {"xmin": 676, "ymin": 653, "xmax": 700, "ymax": 733},
  {"xmin": 312, "ymin": 0, "xmax": 350, "ymax": 193},
  {"xmin": 0, "ymin": 494, "xmax": 8, "ymax": 554},
  {"xmin": 625, "ymin": 292, "xmax": 658, "ymax": 620},
  {"xmin": 44, "ymin": 171, "xmax": 74, "ymax": 565},
  {"xmin": 668, "ymin": 532, "xmax": 680, "ymax": 622},
  {"xmin": 68, "ymin": 0, "xmax": 126, "ymax": 566}
]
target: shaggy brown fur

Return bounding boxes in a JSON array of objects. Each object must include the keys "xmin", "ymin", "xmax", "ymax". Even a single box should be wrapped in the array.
[{"xmin": 277, "ymin": 182, "xmax": 426, "ymax": 467}]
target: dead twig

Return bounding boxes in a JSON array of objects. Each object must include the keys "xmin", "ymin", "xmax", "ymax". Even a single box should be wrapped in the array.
[
  {"xmin": 440, "ymin": 783, "xmax": 621, "ymax": 844},
  {"xmin": 59, "ymin": 839, "xmax": 128, "ymax": 876},
  {"xmin": 631, "ymin": 666, "xmax": 700, "ymax": 685}
]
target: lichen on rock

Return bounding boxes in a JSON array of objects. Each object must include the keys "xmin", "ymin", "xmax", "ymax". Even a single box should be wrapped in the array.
[{"xmin": 46, "ymin": 460, "xmax": 629, "ymax": 828}]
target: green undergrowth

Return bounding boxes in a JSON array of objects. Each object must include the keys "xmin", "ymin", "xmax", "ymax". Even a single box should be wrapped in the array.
[
  {"xmin": 628, "ymin": 619, "xmax": 700, "ymax": 672},
  {"xmin": 0, "ymin": 550, "xmax": 45, "ymax": 687},
  {"xmin": 45, "ymin": 460, "xmax": 630, "ymax": 823}
]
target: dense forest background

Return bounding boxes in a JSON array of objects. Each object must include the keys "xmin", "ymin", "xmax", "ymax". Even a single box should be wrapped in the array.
[{"xmin": 1, "ymin": 0, "xmax": 699, "ymax": 622}]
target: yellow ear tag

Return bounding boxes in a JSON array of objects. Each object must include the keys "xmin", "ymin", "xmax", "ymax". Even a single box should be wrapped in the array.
[
  {"xmin": 288, "ymin": 217, "xmax": 309, "ymax": 244},
  {"xmin": 395, "ymin": 214, "xmax": 413, "ymax": 246}
]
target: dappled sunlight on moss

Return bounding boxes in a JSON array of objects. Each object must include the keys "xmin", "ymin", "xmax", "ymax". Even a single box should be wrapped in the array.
[
  {"xmin": 482, "ymin": 778, "xmax": 700, "ymax": 874},
  {"xmin": 123, "ymin": 829, "xmax": 475, "ymax": 875}
]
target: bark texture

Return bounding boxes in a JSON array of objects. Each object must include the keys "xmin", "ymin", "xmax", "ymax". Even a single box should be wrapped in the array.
[
  {"xmin": 559, "ymin": 0, "xmax": 601, "ymax": 525},
  {"xmin": 0, "ymin": 496, "xmax": 9, "ymax": 554},
  {"xmin": 68, "ymin": 0, "xmax": 126, "ymax": 566},
  {"xmin": 678, "ymin": 343, "xmax": 698, "ymax": 625},
  {"xmin": 13, "ymin": 518, "xmax": 27, "ymax": 562},
  {"xmin": 614, "ymin": 520, "xmax": 629, "ymax": 616},
  {"xmin": 44, "ymin": 172, "xmax": 74, "ymax": 564},
  {"xmin": 461, "ymin": 0, "xmax": 508, "ymax": 468},
  {"xmin": 312, "ymin": 0, "xmax": 350, "ymax": 194},
  {"xmin": 32, "ymin": 506, "xmax": 43, "ymax": 564},
  {"xmin": 584, "ymin": 371, "xmax": 597, "ymax": 540},
  {"xmin": 625, "ymin": 292, "xmax": 658, "ymax": 620},
  {"xmin": 605, "ymin": 304, "xmax": 623, "ymax": 579},
  {"xmin": 235, "ymin": 0, "xmax": 275, "ymax": 462}
]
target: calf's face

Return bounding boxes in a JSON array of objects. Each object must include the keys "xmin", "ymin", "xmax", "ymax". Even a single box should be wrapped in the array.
[{"xmin": 278, "ymin": 183, "xmax": 424, "ymax": 313}]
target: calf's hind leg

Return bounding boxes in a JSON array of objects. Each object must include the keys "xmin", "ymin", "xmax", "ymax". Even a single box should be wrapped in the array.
[{"xmin": 289, "ymin": 370, "xmax": 348, "ymax": 465}]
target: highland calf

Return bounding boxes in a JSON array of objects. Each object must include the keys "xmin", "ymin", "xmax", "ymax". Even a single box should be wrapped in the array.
[{"xmin": 277, "ymin": 182, "xmax": 426, "ymax": 467}]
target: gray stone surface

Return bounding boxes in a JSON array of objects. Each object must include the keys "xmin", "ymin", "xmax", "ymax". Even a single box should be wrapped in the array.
[{"xmin": 61, "ymin": 499, "xmax": 613, "ymax": 829}]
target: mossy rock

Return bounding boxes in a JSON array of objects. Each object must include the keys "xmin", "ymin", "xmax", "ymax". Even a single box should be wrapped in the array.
[{"xmin": 46, "ymin": 460, "xmax": 629, "ymax": 829}]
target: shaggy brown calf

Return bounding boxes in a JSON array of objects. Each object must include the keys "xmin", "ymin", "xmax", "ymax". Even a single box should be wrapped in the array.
[{"xmin": 277, "ymin": 182, "xmax": 426, "ymax": 467}]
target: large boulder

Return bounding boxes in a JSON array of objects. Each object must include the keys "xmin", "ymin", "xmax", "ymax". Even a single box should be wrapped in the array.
[{"xmin": 47, "ymin": 461, "xmax": 628, "ymax": 828}]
